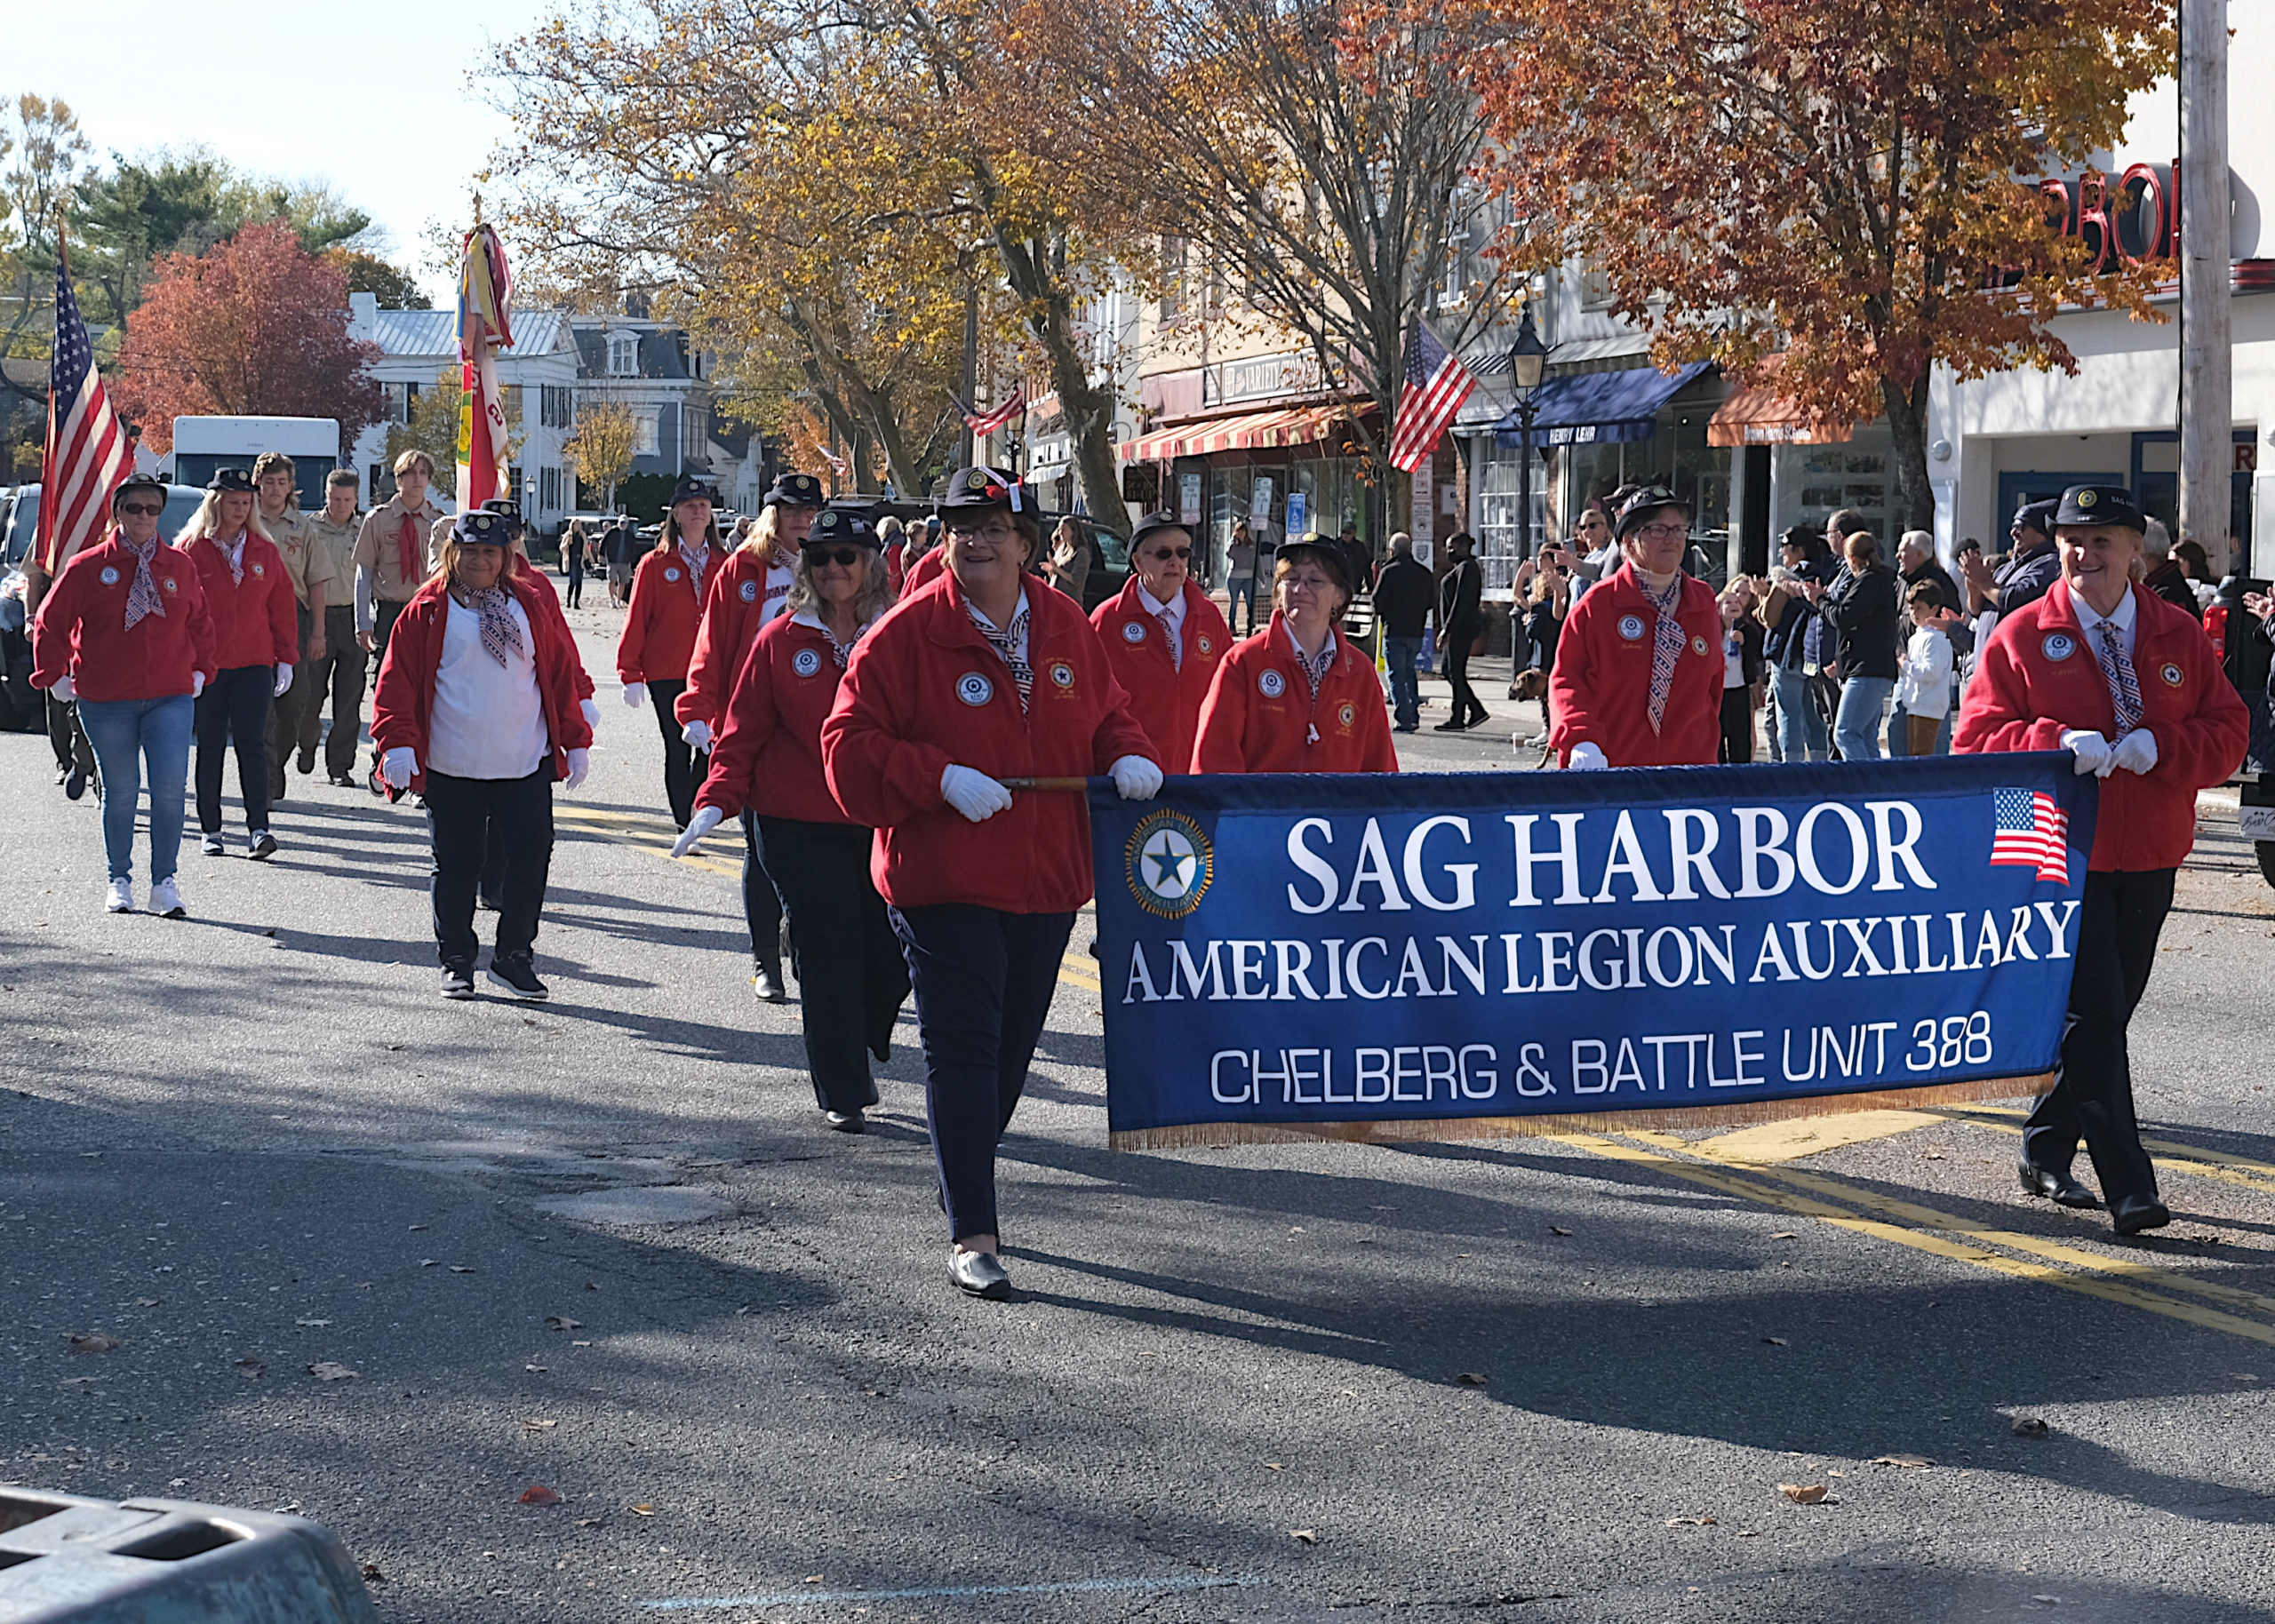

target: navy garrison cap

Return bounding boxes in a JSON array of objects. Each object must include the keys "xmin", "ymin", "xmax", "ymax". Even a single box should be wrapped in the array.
[{"xmin": 2053, "ymin": 485, "xmax": 2148, "ymax": 534}]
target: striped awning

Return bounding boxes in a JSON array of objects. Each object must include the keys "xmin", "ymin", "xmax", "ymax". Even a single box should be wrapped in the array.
[{"xmin": 1116, "ymin": 404, "xmax": 1353, "ymax": 463}]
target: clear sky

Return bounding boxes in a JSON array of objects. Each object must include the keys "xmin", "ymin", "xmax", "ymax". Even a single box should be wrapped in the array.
[{"xmin": 2, "ymin": 0, "xmax": 549, "ymax": 301}]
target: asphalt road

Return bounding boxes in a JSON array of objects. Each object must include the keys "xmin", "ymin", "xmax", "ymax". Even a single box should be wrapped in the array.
[{"xmin": 4, "ymin": 595, "xmax": 2273, "ymax": 1623}]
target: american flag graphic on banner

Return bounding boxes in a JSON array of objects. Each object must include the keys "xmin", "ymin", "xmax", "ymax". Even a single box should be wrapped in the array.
[
  {"xmin": 1387, "ymin": 323, "xmax": 1476, "ymax": 474},
  {"xmin": 1989, "ymin": 788, "xmax": 2069, "ymax": 884},
  {"xmin": 36, "ymin": 232, "xmax": 132, "ymax": 576}
]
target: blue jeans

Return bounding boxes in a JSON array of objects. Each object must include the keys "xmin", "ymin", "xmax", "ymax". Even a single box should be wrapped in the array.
[
  {"xmin": 1384, "ymin": 634, "xmax": 1422, "ymax": 728},
  {"xmin": 1227, "ymin": 577, "xmax": 1256, "ymax": 635},
  {"xmin": 1887, "ymin": 702, "xmax": 1952, "ymax": 757},
  {"xmin": 1770, "ymin": 665, "xmax": 1828, "ymax": 762},
  {"xmin": 1833, "ymin": 675, "xmax": 1895, "ymax": 761},
  {"xmin": 76, "ymin": 693, "xmax": 195, "ymax": 883}
]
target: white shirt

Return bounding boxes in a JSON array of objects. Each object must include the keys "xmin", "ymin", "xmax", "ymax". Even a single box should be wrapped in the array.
[
  {"xmin": 1894, "ymin": 625, "xmax": 1953, "ymax": 717},
  {"xmin": 1138, "ymin": 582, "xmax": 1186, "ymax": 668},
  {"xmin": 427, "ymin": 595, "xmax": 548, "ymax": 781},
  {"xmin": 2068, "ymin": 582, "xmax": 2138, "ymax": 661},
  {"xmin": 759, "ymin": 561, "xmax": 795, "ymax": 630}
]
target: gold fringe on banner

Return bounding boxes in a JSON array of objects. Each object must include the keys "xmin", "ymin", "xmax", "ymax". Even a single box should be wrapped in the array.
[{"xmin": 1105, "ymin": 1071, "xmax": 2050, "ymax": 1153}]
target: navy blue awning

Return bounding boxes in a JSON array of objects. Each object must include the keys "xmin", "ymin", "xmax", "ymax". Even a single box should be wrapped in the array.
[{"xmin": 1494, "ymin": 361, "xmax": 1711, "ymax": 447}]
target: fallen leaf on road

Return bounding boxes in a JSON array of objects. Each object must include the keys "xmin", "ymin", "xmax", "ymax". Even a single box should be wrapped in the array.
[
  {"xmin": 233, "ymin": 1358, "xmax": 265, "ymax": 1379},
  {"xmin": 2032, "ymin": 1596, "xmax": 2062, "ymax": 1606},
  {"xmin": 1761, "ymin": 1336, "xmax": 1788, "ymax": 1346},
  {"xmin": 524, "ymin": 1419, "xmax": 559, "ymax": 1430},
  {"xmin": 1264, "ymin": 1461, "xmax": 1286, "ymax": 1470},
  {"xmin": 802, "ymin": 1575, "xmax": 823, "ymax": 1584},
  {"xmin": 576, "ymin": 1517, "xmax": 602, "ymax": 1528},
  {"xmin": 360, "ymin": 1564, "xmax": 386, "ymax": 1583},
  {"xmin": 420, "ymin": 1259, "xmax": 438, "ymax": 1268},
  {"xmin": 1768, "ymin": 1231, "xmax": 1797, "ymax": 1240},
  {"xmin": 1549, "ymin": 1226, "xmax": 1572, "ymax": 1237},
  {"xmin": 1289, "ymin": 1529, "xmax": 1318, "ymax": 1545},
  {"xmin": 1453, "ymin": 1372, "xmax": 1489, "ymax": 1387},
  {"xmin": 307, "ymin": 1362, "xmax": 357, "ymax": 1381},
  {"xmin": 627, "ymin": 1504, "xmax": 654, "ymax": 1517},
  {"xmin": 2012, "ymin": 1417, "xmax": 2051, "ymax": 1438},
  {"xmin": 408, "ymin": 1224, "xmax": 428, "ymax": 1231},
  {"xmin": 68, "ymin": 1333, "xmax": 123, "ymax": 1354},
  {"xmin": 1777, "ymin": 1484, "xmax": 1828, "ymax": 1504},
  {"xmin": 448, "ymin": 1265, "xmax": 476, "ymax": 1274},
  {"xmin": 518, "ymin": 1486, "xmax": 563, "ymax": 1507},
  {"xmin": 135, "ymin": 1298, "xmax": 162, "ymax": 1308},
  {"xmin": 1872, "ymin": 1453, "xmax": 1933, "ymax": 1468},
  {"xmin": 296, "ymin": 1318, "xmax": 331, "ymax": 1327},
  {"xmin": 1924, "ymin": 1150, "xmax": 1946, "ymax": 1160},
  {"xmin": 546, "ymin": 1316, "xmax": 583, "ymax": 1332},
  {"xmin": 571, "ymin": 1340, "xmax": 592, "ymax": 1348},
  {"xmin": 1735, "ymin": 1528, "xmax": 1760, "ymax": 1538},
  {"xmin": 525, "ymin": 1364, "xmax": 550, "ymax": 1373},
  {"xmin": 1664, "ymin": 1516, "xmax": 1716, "ymax": 1526}
]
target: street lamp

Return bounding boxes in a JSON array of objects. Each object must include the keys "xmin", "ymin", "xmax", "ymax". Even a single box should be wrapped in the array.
[{"xmin": 1507, "ymin": 303, "xmax": 1549, "ymax": 565}]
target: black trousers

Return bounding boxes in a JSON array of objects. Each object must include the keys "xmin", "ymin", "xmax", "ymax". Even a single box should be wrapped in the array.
[
  {"xmin": 265, "ymin": 601, "xmax": 316, "ymax": 791},
  {"xmin": 2024, "ymin": 868, "xmax": 2175, "ymax": 1206},
  {"xmin": 1444, "ymin": 621, "xmax": 1484, "ymax": 724},
  {"xmin": 1718, "ymin": 684, "xmax": 1755, "ymax": 763},
  {"xmin": 47, "ymin": 689, "xmax": 95, "ymax": 777},
  {"xmin": 890, "ymin": 904, "xmax": 1074, "ymax": 1241},
  {"xmin": 426, "ymin": 767, "xmax": 555, "ymax": 967},
  {"xmin": 194, "ymin": 664, "xmax": 273, "ymax": 835},
  {"xmin": 369, "ymin": 599, "xmax": 407, "ymax": 771},
  {"xmin": 759, "ymin": 817, "xmax": 910, "ymax": 1112},
  {"xmin": 300, "ymin": 605, "xmax": 363, "ymax": 776},
  {"xmin": 647, "ymin": 677, "xmax": 701, "ymax": 829},
  {"xmin": 742, "ymin": 810, "xmax": 786, "ymax": 973}
]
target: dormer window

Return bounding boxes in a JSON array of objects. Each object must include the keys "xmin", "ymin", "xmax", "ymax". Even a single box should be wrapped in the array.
[{"xmin": 609, "ymin": 335, "xmax": 637, "ymax": 376}]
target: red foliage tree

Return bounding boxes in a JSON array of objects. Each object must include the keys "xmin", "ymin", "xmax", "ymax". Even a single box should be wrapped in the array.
[{"xmin": 112, "ymin": 221, "xmax": 383, "ymax": 455}]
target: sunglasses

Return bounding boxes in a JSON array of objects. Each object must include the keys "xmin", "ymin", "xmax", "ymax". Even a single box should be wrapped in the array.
[
  {"xmin": 812, "ymin": 545, "xmax": 868, "ymax": 567},
  {"xmin": 119, "ymin": 502, "xmax": 164, "ymax": 516},
  {"xmin": 1145, "ymin": 546, "xmax": 1193, "ymax": 561}
]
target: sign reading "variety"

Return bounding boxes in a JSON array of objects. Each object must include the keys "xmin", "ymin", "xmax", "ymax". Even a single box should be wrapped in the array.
[{"xmin": 1090, "ymin": 757, "xmax": 2097, "ymax": 1150}]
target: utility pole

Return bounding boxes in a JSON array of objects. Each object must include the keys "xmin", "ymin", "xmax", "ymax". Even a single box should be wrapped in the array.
[
  {"xmin": 2178, "ymin": 0, "xmax": 2232, "ymax": 572},
  {"xmin": 959, "ymin": 289, "xmax": 978, "ymax": 470}
]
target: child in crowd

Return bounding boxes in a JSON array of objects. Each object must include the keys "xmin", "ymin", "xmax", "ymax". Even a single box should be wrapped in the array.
[{"xmin": 1892, "ymin": 580, "xmax": 1954, "ymax": 756}]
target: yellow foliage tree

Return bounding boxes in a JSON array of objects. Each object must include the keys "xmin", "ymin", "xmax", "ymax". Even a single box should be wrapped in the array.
[{"xmin": 563, "ymin": 400, "xmax": 639, "ymax": 512}]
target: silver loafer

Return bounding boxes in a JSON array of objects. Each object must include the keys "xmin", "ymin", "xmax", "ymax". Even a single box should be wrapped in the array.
[{"xmin": 948, "ymin": 1247, "xmax": 1010, "ymax": 1299}]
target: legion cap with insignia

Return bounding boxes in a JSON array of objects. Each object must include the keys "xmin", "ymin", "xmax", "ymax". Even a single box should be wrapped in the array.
[
  {"xmin": 1273, "ymin": 534, "xmax": 1353, "ymax": 594},
  {"xmin": 937, "ymin": 466, "xmax": 1026, "ymax": 513},
  {"xmin": 810, "ymin": 507, "xmax": 882, "ymax": 548},
  {"xmin": 1130, "ymin": 512, "xmax": 1188, "ymax": 548},
  {"xmin": 2013, "ymin": 498, "xmax": 2059, "ymax": 538},
  {"xmin": 479, "ymin": 497, "xmax": 524, "ymax": 536},
  {"xmin": 763, "ymin": 472, "xmax": 824, "ymax": 508},
  {"xmin": 2054, "ymin": 484, "xmax": 2148, "ymax": 534},
  {"xmin": 206, "ymin": 466, "xmax": 255, "ymax": 493},
  {"xmin": 112, "ymin": 474, "xmax": 167, "ymax": 507},
  {"xmin": 670, "ymin": 476, "xmax": 718, "ymax": 507},
  {"xmin": 1615, "ymin": 483, "xmax": 1692, "ymax": 539},
  {"xmin": 453, "ymin": 509, "xmax": 511, "ymax": 545}
]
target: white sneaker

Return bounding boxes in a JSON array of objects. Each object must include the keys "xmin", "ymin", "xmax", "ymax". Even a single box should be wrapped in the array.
[
  {"xmin": 105, "ymin": 878, "xmax": 134, "ymax": 913},
  {"xmin": 148, "ymin": 877, "xmax": 187, "ymax": 919}
]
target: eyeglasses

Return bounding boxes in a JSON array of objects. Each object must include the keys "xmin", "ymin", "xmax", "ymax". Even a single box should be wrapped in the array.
[
  {"xmin": 813, "ymin": 546, "xmax": 867, "ymax": 567},
  {"xmin": 946, "ymin": 519, "xmax": 1017, "ymax": 543},
  {"xmin": 1577, "ymin": 516, "xmax": 1607, "ymax": 530},
  {"xmin": 1145, "ymin": 546, "xmax": 1193, "ymax": 561},
  {"xmin": 119, "ymin": 502, "xmax": 163, "ymax": 516},
  {"xmin": 1632, "ymin": 522, "xmax": 1688, "ymax": 541}
]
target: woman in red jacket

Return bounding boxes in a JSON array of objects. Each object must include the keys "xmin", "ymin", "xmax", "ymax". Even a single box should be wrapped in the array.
[
  {"xmin": 1191, "ymin": 537, "xmax": 1398, "ymax": 774},
  {"xmin": 180, "ymin": 468, "xmax": 299, "ymax": 860},
  {"xmin": 1091, "ymin": 512, "xmax": 1233, "ymax": 775},
  {"xmin": 1955, "ymin": 484, "xmax": 2248, "ymax": 1236},
  {"xmin": 30, "ymin": 474, "xmax": 217, "ymax": 918},
  {"xmin": 371, "ymin": 510, "xmax": 596, "ymax": 1002},
  {"xmin": 675, "ymin": 471, "xmax": 824, "ymax": 1001},
  {"xmin": 617, "ymin": 479, "xmax": 729, "ymax": 830},
  {"xmin": 675, "ymin": 508, "xmax": 908, "ymax": 1130},
  {"xmin": 821, "ymin": 467, "xmax": 1161, "ymax": 1299}
]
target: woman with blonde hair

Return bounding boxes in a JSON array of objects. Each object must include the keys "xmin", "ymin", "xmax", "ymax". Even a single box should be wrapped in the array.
[
  {"xmin": 672, "ymin": 470, "xmax": 826, "ymax": 1000},
  {"xmin": 179, "ymin": 468, "xmax": 298, "ymax": 859}
]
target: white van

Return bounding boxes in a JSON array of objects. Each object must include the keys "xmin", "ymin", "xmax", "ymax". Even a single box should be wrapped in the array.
[{"xmin": 164, "ymin": 417, "xmax": 341, "ymax": 509}]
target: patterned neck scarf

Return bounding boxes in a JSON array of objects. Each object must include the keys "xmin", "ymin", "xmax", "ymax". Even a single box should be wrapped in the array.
[
  {"xmin": 1289, "ymin": 625, "xmax": 1337, "ymax": 698},
  {"xmin": 121, "ymin": 534, "xmax": 164, "ymax": 632},
  {"xmin": 2087, "ymin": 614, "xmax": 2142, "ymax": 738},
  {"xmin": 679, "ymin": 539, "xmax": 710, "ymax": 596},
  {"xmin": 462, "ymin": 584, "xmax": 524, "ymax": 669},
  {"xmin": 968, "ymin": 598, "xmax": 1033, "ymax": 712},
  {"xmin": 215, "ymin": 529, "xmax": 247, "ymax": 585},
  {"xmin": 1638, "ymin": 569, "xmax": 1684, "ymax": 735}
]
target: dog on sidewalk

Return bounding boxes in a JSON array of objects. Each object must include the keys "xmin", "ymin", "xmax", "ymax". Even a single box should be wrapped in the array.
[{"xmin": 1508, "ymin": 668, "xmax": 1555, "ymax": 767}]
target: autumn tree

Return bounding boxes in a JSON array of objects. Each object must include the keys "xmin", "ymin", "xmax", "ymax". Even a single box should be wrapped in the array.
[
  {"xmin": 111, "ymin": 221, "xmax": 383, "ymax": 454},
  {"xmin": 1457, "ymin": 0, "xmax": 2174, "ymax": 528},
  {"xmin": 564, "ymin": 400, "xmax": 640, "ymax": 512},
  {"xmin": 0, "ymin": 95, "xmax": 92, "ymax": 407},
  {"xmin": 328, "ymin": 248, "xmax": 431, "ymax": 309}
]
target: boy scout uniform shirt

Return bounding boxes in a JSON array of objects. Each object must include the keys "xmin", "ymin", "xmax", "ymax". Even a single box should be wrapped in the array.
[
  {"xmin": 262, "ymin": 508, "xmax": 341, "ymax": 609},
  {"xmin": 304, "ymin": 510, "xmax": 362, "ymax": 598},
  {"xmin": 352, "ymin": 494, "xmax": 450, "ymax": 602}
]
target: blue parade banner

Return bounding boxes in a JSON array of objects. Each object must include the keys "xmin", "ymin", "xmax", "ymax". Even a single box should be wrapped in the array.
[{"xmin": 1089, "ymin": 756, "xmax": 2098, "ymax": 1149}]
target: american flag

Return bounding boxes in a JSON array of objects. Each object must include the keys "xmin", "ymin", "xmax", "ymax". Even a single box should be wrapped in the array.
[
  {"xmin": 1989, "ymin": 788, "xmax": 2069, "ymax": 884},
  {"xmin": 962, "ymin": 387, "xmax": 1026, "ymax": 438},
  {"xmin": 36, "ymin": 233, "xmax": 132, "ymax": 576},
  {"xmin": 1388, "ymin": 322, "xmax": 1476, "ymax": 474}
]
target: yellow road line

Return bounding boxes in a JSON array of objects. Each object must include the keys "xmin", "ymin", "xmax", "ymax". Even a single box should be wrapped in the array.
[
  {"xmin": 1561, "ymin": 1133, "xmax": 2275, "ymax": 1349},
  {"xmin": 1624, "ymin": 1130, "xmax": 2275, "ymax": 1321},
  {"xmin": 1925, "ymin": 1107, "xmax": 2275, "ymax": 1192},
  {"xmin": 1691, "ymin": 1109, "xmax": 1942, "ymax": 1164},
  {"xmin": 553, "ymin": 808, "xmax": 742, "ymax": 878}
]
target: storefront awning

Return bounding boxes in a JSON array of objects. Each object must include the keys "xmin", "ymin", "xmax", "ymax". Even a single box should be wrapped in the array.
[
  {"xmin": 1707, "ymin": 362, "xmax": 1856, "ymax": 447},
  {"xmin": 1116, "ymin": 403, "xmax": 1353, "ymax": 462},
  {"xmin": 1493, "ymin": 362, "xmax": 1710, "ymax": 447}
]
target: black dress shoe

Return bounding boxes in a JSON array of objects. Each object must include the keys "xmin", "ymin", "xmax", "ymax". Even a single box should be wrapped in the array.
[
  {"xmin": 63, "ymin": 765, "xmax": 86, "ymax": 800},
  {"xmin": 2018, "ymin": 1159, "xmax": 2101, "ymax": 1209},
  {"xmin": 823, "ymin": 1109, "xmax": 865, "ymax": 1134},
  {"xmin": 1432, "ymin": 718, "xmax": 1466, "ymax": 732},
  {"xmin": 948, "ymin": 1247, "xmax": 1010, "ymax": 1299},
  {"xmin": 2111, "ymin": 1195, "xmax": 2172, "ymax": 1237}
]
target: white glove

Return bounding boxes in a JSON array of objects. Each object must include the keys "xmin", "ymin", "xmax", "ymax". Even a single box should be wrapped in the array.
[
  {"xmin": 273, "ymin": 664, "xmax": 293, "ymax": 697},
  {"xmin": 1567, "ymin": 741, "xmax": 1608, "ymax": 771},
  {"xmin": 1110, "ymin": 754, "xmax": 1162, "ymax": 800},
  {"xmin": 940, "ymin": 764, "xmax": 1013, "ymax": 823},
  {"xmin": 381, "ymin": 746, "xmax": 417, "ymax": 789},
  {"xmin": 190, "ymin": 672, "xmax": 205, "ymax": 698},
  {"xmin": 622, "ymin": 681, "xmax": 647, "ymax": 709},
  {"xmin": 2111, "ymin": 728, "xmax": 2159, "ymax": 776},
  {"xmin": 671, "ymin": 803, "xmax": 725, "ymax": 857},
  {"xmin": 682, "ymin": 719, "xmax": 714, "ymax": 751},
  {"xmin": 564, "ymin": 747, "xmax": 590, "ymax": 790},
  {"xmin": 2060, "ymin": 728, "xmax": 2114, "ymax": 777},
  {"xmin": 580, "ymin": 698, "xmax": 602, "ymax": 728},
  {"xmin": 51, "ymin": 674, "xmax": 74, "ymax": 701}
]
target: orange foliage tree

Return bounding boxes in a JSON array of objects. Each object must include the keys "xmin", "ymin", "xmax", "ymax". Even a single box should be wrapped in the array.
[
  {"xmin": 111, "ymin": 221, "xmax": 382, "ymax": 455},
  {"xmin": 1453, "ymin": 0, "xmax": 2175, "ymax": 527}
]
